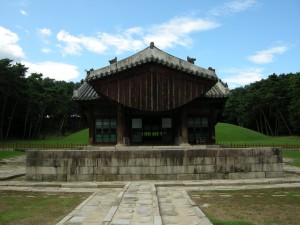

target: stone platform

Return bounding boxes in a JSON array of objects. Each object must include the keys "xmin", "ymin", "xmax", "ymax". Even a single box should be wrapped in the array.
[{"xmin": 26, "ymin": 146, "xmax": 283, "ymax": 181}]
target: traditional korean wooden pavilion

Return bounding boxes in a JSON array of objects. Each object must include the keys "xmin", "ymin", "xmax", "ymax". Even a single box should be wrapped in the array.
[{"xmin": 73, "ymin": 42, "xmax": 229, "ymax": 146}]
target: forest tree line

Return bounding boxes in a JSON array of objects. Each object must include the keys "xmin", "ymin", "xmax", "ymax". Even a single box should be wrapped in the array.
[
  {"xmin": 223, "ymin": 72, "xmax": 300, "ymax": 136},
  {"xmin": 0, "ymin": 58, "xmax": 84, "ymax": 141}
]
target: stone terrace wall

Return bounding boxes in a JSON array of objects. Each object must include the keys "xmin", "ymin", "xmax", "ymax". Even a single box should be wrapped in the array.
[{"xmin": 26, "ymin": 147, "xmax": 283, "ymax": 181}]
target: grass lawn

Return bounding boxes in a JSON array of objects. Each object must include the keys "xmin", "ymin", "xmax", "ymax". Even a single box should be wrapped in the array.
[
  {"xmin": 3, "ymin": 129, "xmax": 89, "ymax": 145},
  {"xmin": 282, "ymin": 150, "xmax": 300, "ymax": 167},
  {"xmin": 216, "ymin": 123, "xmax": 300, "ymax": 145},
  {"xmin": 0, "ymin": 191, "xmax": 90, "ymax": 225},
  {"xmin": 190, "ymin": 188, "xmax": 300, "ymax": 225},
  {"xmin": 0, "ymin": 151, "xmax": 25, "ymax": 160}
]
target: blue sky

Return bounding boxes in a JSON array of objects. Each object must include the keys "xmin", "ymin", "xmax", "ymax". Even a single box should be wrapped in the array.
[{"xmin": 0, "ymin": 0, "xmax": 299, "ymax": 88}]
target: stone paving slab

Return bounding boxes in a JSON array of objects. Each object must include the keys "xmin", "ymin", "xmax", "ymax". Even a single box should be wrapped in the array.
[
  {"xmin": 0, "ymin": 155, "xmax": 26, "ymax": 165},
  {"xmin": 283, "ymin": 164, "xmax": 300, "ymax": 175},
  {"xmin": 57, "ymin": 188, "xmax": 123, "ymax": 225},
  {"xmin": 157, "ymin": 187, "xmax": 211, "ymax": 225},
  {"xmin": 0, "ymin": 164, "xmax": 25, "ymax": 180},
  {"xmin": 0, "ymin": 155, "xmax": 25, "ymax": 180}
]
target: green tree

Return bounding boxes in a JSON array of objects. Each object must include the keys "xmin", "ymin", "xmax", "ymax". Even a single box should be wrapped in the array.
[
  {"xmin": 0, "ymin": 59, "xmax": 27, "ymax": 140},
  {"xmin": 223, "ymin": 72, "xmax": 300, "ymax": 136},
  {"xmin": 288, "ymin": 73, "xmax": 300, "ymax": 134}
]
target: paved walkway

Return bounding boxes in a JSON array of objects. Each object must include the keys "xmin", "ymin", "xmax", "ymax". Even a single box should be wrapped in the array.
[
  {"xmin": 0, "ymin": 155, "xmax": 25, "ymax": 180},
  {"xmin": 1, "ymin": 156, "xmax": 300, "ymax": 225}
]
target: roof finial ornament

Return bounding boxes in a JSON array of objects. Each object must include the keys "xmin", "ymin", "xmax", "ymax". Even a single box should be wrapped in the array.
[
  {"xmin": 150, "ymin": 42, "xmax": 154, "ymax": 49},
  {"xmin": 208, "ymin": 67, "xmax": 215, "ymax": 72},
  {"xmin": 109, "ymin": 57, "xmax": 117, "ymax": 64},
  {"xmin": 187, "ymin": 56, "xmax": 196, "ymax": 64}
]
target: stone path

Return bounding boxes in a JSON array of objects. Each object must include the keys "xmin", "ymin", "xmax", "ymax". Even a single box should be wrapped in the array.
[
  {"xmin": 1, "ymin": 156, "xmax": 300, "ymax": 225},
  {"xmin": 57, "ymin": 187, "xmax": 122, "ymax": 225},
  {"xmin": 56, "ymin": 181, "xmax": 213, "ymax": 225},
  {"xmin": 0, "ymin": 155, "xmax": 25, "ymax": 180},
  {"xmin": 157, "ymin": 187, "xmax": 211, "ymax": 225},
  {"xmin": 107, "ymin": 182, "xmax": 159, "ymax": 225}
]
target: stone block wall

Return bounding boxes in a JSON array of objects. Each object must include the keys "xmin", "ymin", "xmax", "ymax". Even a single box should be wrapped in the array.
[{"xmin": 26, "ymin": 147, "xmax": 283, "ymax": 181}]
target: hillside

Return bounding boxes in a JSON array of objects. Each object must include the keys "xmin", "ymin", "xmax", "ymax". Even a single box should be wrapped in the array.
[{"xmin": 216, "ymin": 123, "xmax": 300, "ymax": 144}]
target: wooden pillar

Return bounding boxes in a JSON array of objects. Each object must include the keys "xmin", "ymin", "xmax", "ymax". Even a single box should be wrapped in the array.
[
  {"xmin": 208, "ymin": 108, "xmax": 218, "ymax": 144},
  {"xmin": 88, "ymin": 107, "xmax": 94, "ymax": 145},
  {"xmin": 180, "ymin": 106, "xmax": 189, "ymax": 145},
  {"xmin": 117, "ymin": 104, "xmax": 125, "ymax": 146}
]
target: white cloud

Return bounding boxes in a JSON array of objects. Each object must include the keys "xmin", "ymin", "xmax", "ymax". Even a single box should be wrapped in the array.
[
  {"xmin": 41, "ymin": 48, "xmax": 51, "ymax": 53},
  {"xmin": 57, "ymin": 16, "xmax": 218, "ymax": 56},
  {"xmin": 210, "ymin": 0, "xmax": 257, "ymax": 16},
  {"xmin": 20, "ymin": 9, "xmax": 28, "ymax": 16},
  {"xmin": 38, "ymin": 28, "xmax": 52, "ymax": 37},
  {"xmin": 22, "ymin": 61, "xmax": 80, "ymax": 81},
  {"xmin": 57, "ymin": 30, "xmax": 82, "ymax": 56},
  {"xmin": 144, "ymin": 17, "xmax": 219, "ymax": 49},
  {"xmin": 98, "ymin": 28, "xmax": 144, "ymax": 54},
  {"xmin": 0, "ymin": 26, "xmax": 26, "ymax": 60},
  {"xmin": 57, "ymin": 30, "xmax": 107, "ymax": 56},
  {"xmin": 80, "ymin": 36, "xmax": 109, "ymax": 54},
  {"xmin": 222, "ymin": 67, "xmax": 264, "ymax": 88},
  {"xmin": 247, "ymin": 45, "xmax": 288, "ymax": 64}
]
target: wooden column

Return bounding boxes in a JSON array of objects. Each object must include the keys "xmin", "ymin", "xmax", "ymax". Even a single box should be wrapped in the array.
[
  {"xmin": 180, "ymin": 106, "xmax": 189, "ymax": 145},
  {"xmin": 117, "ymin": 104, "xmax": 125, "ymax": 146},
  {"xmin": 207, "ymin": 106, "xmax": 218, "ymax": 144},
  {"xmin": 210, "ymin": 110, "xmax": 219, "ymax": 144},
  {"xmin": 88, "ymin": 107, "xmax": 94, "ymax": 145}
]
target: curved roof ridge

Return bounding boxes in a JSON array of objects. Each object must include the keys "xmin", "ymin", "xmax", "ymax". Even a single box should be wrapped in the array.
[{"xmin": 87, "ymin": 42, "xmax": 217, "ymax": 81}]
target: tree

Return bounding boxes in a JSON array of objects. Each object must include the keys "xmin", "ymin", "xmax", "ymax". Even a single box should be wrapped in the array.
[
  {"xmin": 0, "ymin": 58, "xmax": 85, "ymax": 140},
  {"xmin": 288, "ymin": 73, "xmax": 300, "ymax": 134},
  {"xmin": 223, "ymin": 72, "xmax": 300, "ymax": 136},
  {"xmin": 0, "ymin": 59, "xmax": 27, "ymax": 140}
]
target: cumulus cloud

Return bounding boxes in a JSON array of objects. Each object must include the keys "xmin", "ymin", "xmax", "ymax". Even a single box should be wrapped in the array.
[
  {"xmin": 222, "ymin": 67, "xmax": 264, "ymax": 88},
  {"xmin": 143, "ymin": 17, "xmax": 219, "ymax": 49},
  {"xmin": 57, "ymin": 30, "xmax": 107, "ymax": 56},
  {"xmin": 57, "ymin": 16, "xmax": 219, "ymax": 56},
  {"xmin": 0, "ymin": 26, "xmax": 26, "ymax": 60},
  {"xmin": 98, "ymin": 28, "xmax": 145, "ymax": 54},
  {"xmin": 37, "ymin": 28, "xmax": 52, "ymax": 37},
  {"xmin": 247, "ymin": 45, "xmax": 288, "ymax": 64},
  {"xmin": 210, "ymin": 0, "xmax": 257, "ymax": 16},
  {"xmin": 22, "ymin": 61, "xmax": 80, "ymax": 81}
]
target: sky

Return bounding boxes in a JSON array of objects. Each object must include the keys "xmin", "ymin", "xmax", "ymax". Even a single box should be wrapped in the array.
[{"xmin": 0, "ymin": 0, "xmax": 299, "ymax": 89}]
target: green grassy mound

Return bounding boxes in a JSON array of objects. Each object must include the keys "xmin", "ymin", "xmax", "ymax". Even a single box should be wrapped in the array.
[
  {"xmin": 57, "ymin": 129, "xmax": 88, "ymax": 144},
  {"xmin": 3, "ymin": 129, "xmax": 89, "ymax": 145},
  {"xmin": 216, "ymin": 123, "xmax": 300, "ymax": 145}
]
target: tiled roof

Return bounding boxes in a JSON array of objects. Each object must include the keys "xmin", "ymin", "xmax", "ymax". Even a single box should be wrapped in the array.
[
  {"xmin": 205, "ymin": 80, "xmax": 230, "ymax": 98},
  {"xmin": 87, "ymin": 43, "xmax": 218, "ymax": 81},
  {"xmin": 72, "ymin": 82, "xmax": 100, "ymax": 101}
]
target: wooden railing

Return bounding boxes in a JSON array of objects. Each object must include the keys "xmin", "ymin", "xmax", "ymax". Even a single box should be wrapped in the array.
[
  {"xmin": 0, "ymin": 142, "xmax": 299, "ymax": 150},
  {"xmin": 0, "ymin": 142, "xmax": 88, "ymax": 150},
  {"xmin": 217, "ymin": 143, "xmax": 300, "ymax": 149}
]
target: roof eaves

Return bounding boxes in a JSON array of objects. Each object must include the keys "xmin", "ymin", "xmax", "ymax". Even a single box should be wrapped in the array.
[
  {"xmin": 205, "ymin": 80, "xmax": 230, "ymax": 98},
  {"xmin": 72, "ymin": 82, "xmax": 100, "ymax": 101}
]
